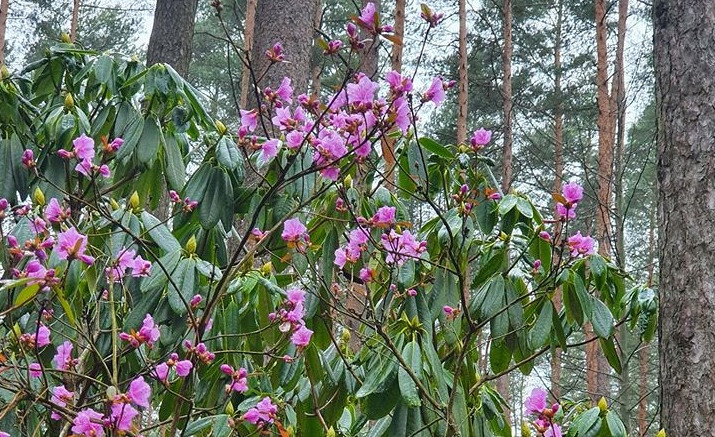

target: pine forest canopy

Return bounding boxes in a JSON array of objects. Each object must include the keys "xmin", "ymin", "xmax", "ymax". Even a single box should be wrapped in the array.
[{"xmin": 0, "ymin": 0, "xmax": 696, "ymax": 436}]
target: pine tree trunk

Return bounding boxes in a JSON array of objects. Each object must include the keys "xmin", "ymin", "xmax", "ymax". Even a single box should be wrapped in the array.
[
  {"xmin": 146, "ymin": 0, "xmax": 200, "ymax": 77},
  {"xmin": 655, "ymin": 1, "xmax": 715, "ymax": 434},
  {"xmin": 240, "ymin": 0, "xmax": 257, "ymax": 108},
  {"xmin": 639, "ymin": 198, "xmax": 656, "ymax": 436},
  {"xmin": 359, "ymin": 0, "xmax": 380, "ymax": 78},
  {"xmin": 500, "ymin": 0, "xmax": 513, "ymax": 192},
  {"xmin": 70, "ymin": 0, "xmax": 80, "ymax": 42},
  {"xmin": 612, "ymin": 0, "xmax": 630, "ymax": 429},
  {"xmin": 310, "ymin": 0, "xmax": 324, "ymax": 96},
  {"xmin": 550, "ymin": 0, "xmax": 564, "ymax": 399},
  {"xmin": 456, "ymin": 0, "xmax": 468, "ymax": 145},
  {"xmin": 390, "ymin": 0, "xmax": 405, "ymax": 73},
  {"xmin": 0, "ymin": 0, "xmax": 8, "ymax": 66},
  {"xmin": 250, "ymin": 0, "xmax": 317, "ymax": 104}
]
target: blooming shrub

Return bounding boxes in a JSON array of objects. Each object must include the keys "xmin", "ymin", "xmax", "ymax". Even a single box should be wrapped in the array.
[{"xmin": 0, "ymin": 2, "xmax": 658, "ymax": 436}]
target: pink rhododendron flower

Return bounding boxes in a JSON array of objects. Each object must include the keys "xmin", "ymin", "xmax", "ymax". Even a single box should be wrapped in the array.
[
  {"xmin": 260, "ymin": 139, "xmax": 282, "ymax": 162},
  {"xmin": 72, "ymin": 134, "xmax": 96, "ymax": 161},
  {"xmin": 423, "ymin": 77, "xmax": 446, "ymax": 106},
  {"xmin": 128, "ymin": 376, "xmax": 151, "ymax": 408},
  {"xmin": 539, "ymin": 231, "xmax": 551, "ymax": 240},
  {"xmin": 22, "ymin": 149, "xmax": 35, "ymax": 168},
  {"xmin": 243, "ymin": 397, "xmax": 278, "ymax": 425},
  {"xmin": 359, "ymin": 267, "xmax": 374, "ymax": 283},
  {"xmin": 240, "ymin": 109, "xmax": 259, "ymax": 132},
  {"xmin": 120, "ymin": 313, "xmax": 160, "ymax": 348},
  {"xmin": 53, "ymin": 341, "xmax": 76, "ymax": 370},
  {"xmin": 556, "ymin": 202, "xmax": 576, "ymax": 220},
  {"xmin": 29, "ymin": 362, "xmax": 42, "ymax": 378},
  {"xmin": 50, "ymin": 385, "xmax": 74, "ymax": 421},
  {"xmin": 71, "ymin": 408, "xmax": 104, "ymax": 436},
  {"xmin": 45, "ymin": 198, "xmax": 70, "ymax": 223},
  {"xmin": 470, "ymin": 128, "xmax": 492, "ymax": 149},
  {"xmin": 265, "ymin": 42, "xmax": 285, "ymax": 62},
  {"xmin": 567, "ymin": 231, "xmax": 596, "ymax": 257},
  {"xmin": 386, "ymin": 71, "xmax": 413, "ymax": 97},
  {"xmin": 221, "ymin": 364, "xmax": 249, "ymax": 393},
  {"xmin": 407, "ymin": 289, "xmax": 417, "ymax": 297},
  {"xmin": 372, "ymin": 206, "xmax": 396, "ymax": 227},
  {"xmin": 275, "ymin": 77, "xmax": 293, "ymax": 103},
  {"xmin": 525, "ymin": 387, "xmax": 548, "ymax": 414},
  {"xmin": 131, "ymin": 255, "xmax": 151, "ymax": 277},
  {"xmin": 175, "ymin": 358, "xmax": 193, "ymax": 377},
  {"xmin": 287, "ymin": 288, "xmax": 306, "ymax": 305},
  {"xmin": 347, "ymin": 75, "xmax": 379, "ymax": 106},
  {"xmin": 110, "ymin": 403, "xmax": 138, "ymax": 431},
  {"xmin": 291, "ymin": 325, "xmax": 313, "ymax": 347},
  {"xmin": 421, "ymin": 5, "xmax": 444, "ymax": 27},
  {"xmin": 286, "ymin": 130, "xmax": 306, "ymax": 149},
  {"xmin": 545, "ymin": 424, "xmax": 563, "ymax": 437},
  {"xmin": 562, "ymin": 181, "xmax": 584, "ymax": 204},
  {"xmin": 281, "ymin": 218, "xmax": 310, "ymax": 251},
  {"xmin": 55, "ymin": 227, "xmax": 94, "ymax": 265},
  {"xmin": 357, "ymin": 2, "xmax": 378, "ymax": 33},
  {"xmin": 381, "ymin": 229, "xmax": 427, "ymax": 265}
]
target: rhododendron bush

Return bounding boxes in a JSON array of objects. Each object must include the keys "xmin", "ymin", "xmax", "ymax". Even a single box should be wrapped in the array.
[{"xmin": 0, "ymin": 4, "xmax": 657, "ymax": 437}]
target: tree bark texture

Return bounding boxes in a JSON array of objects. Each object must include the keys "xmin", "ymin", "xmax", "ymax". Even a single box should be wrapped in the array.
[
  {"xmin": 390, "ymin": 0, "xmax": 405, "ymax": 73},
  {"xmin": 0, "ymin": 0, "xmax": 8, "ymax": 66},
  {"xmin": 70, "ymin": 0, "xmax": 80, "ymax": 42},
  {"xmin": 250, "ymin": 0, "xmax": 317, "ymax": 104},
  {"xmin": 639, "ymin": 199, "xmax": 656, "ymax": 436},
  {"xmin": 500, "ymin": 0, "xmax": 513, "ymax": 192},
  {"xmin": 146, "ymin": 0, "xmax": 200, "ymax": 78},
  {"xmin": 359, "ymin": 0, "xmax": 380, "ymax": 78},
  {"xmin": 656, "ymin": 1, "xmax": 715, "ymax": 434},
  {"xmin": 240, "ymin": 0, "xmax": 258, "ymax": 108},
  {"xmin": 456, "ymin": 0, "xmax": 468, "ymax": 145}
]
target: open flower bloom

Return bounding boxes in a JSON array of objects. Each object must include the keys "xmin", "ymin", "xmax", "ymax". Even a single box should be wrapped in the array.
[
  {"xmin": 422, "ymin": 77, "xmax": 446, "ymax": 106},
  {"xmin": 291, "ymin": 325, "xmax": 313, "ymax": 348},
  {"xmin": 71, "ymin": 408, "xmax": 104, "ymax": 436},
  {"xmin": 567, "ymin": 231, "xmax": 596, "ymax": 257},
  {"xmin": 524, "ymin": 387, "xmax": 548, "ymax": 414},
  {"xmin": 282, "ymin": 218, "xmax": 310, "ymax": 251},
  {"xmin": 243, "ymin": 397, "xmax": 278, "ymax": 425},
  {"xmin": 470, "ymin": 128, "xmax": 492, "ymax": 149},
  {"xmin": 55, "ymin": 227, "xmax": 94, "ymax": 265},
  {"xmin": 562, "ymin": 181, "xmax": 584, "ymax": 204},
  {"xmin": 119, "ymin": 313, "xmax": 161, "ymax": 348}
]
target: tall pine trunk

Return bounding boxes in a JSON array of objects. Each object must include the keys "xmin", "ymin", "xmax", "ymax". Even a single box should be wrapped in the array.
[
  {"xmin": 0, "ymin": 0, "xmax": 8, "ymax": 66},
  {"xmin": 70, "ymin": 0, "xmax": 80, "ymax": 42},
  {"xmin": 612, "ymin": 0, "xmax": 630, "ymax": 430},
  {"xmin": 390, "ymin": 0, "xmax": 405, "ymax": 72},
  {"xmin": 639, "ymin": 194, "xmax": 656, "ymax": 436},
  {"xmin": 551, "ymin": 0, "xmax": 564, "ymax": 399},
  {"xmin": 359, "ymin": 0, "xmax": 380, "ymax": 78},
  {"xmin": 250, "ymin": 0, "xmax": 317, "ymax": 104},
  {"xmin": 500, "ymin": 0, "xmax": 513, "ymax": 192},
  {"xmin": 310, "ymin": 0, "xmax": 324, "ymax": 96},
  {"xmin": 456, "ymin": 0, "xmax": 468, "ymax": 145},
  {"xmin": 146, "ymin": 0, "xmax": 200, "ymax": 77},
  {"xmin": 656, "ymin": 0, "xmax": 715, "ymax": 433},
  {"xmin": 240, "ymin": 0, "xmax": 257, "ymax": 108}
]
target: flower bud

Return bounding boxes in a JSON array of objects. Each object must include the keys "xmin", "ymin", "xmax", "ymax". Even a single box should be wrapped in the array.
[
  {"xmin": 64, "ymin": 93, "xmax": 74, "ymax": 109},
  {"xmin": 343, "ymin": 174, "xmax": 353, "ymax": 188},
  {"xmin": 520, "ymin": 422, "xmax": 532, "ymax": 437},
  {"xmin": 60, "ymin": 32, "xmax": 72, "ymax": 43},
  {"xmin": 327, "ymin": 427, "xmax": 336, "ymax": 437},
  {"xmin": 598, "ymin": 396, "xmax": 608, "ymax": 413},
  {"xmin": 341, "ymin": 329, "xmax": 351, "ymax": 344},
  {"xmin": 215, "ymin": 120, "xmax": 227, "ymax": 135},
  {"xmin": 129, "ymin": 191, "xmax": 140, "ymax": 210},
  {"xmin": 261, "ymin": 262, "xmax": 273, "ymax": 275},
  {"xmin": 656, "ymin": 430, "xmax": 666, "ymax": 437},
  {"xmin": 185, "ymin": 235, "xmax": 197, "ymax": 254},
  {"xmin": 33, "ymin": 187, "xmax": 45, "ymax": 206},
  {"xmin": 225, "ymin": 400, "xmax": 234, "ymax": 416},
  {"xmin": 110, "ymin": 198, "xmax": 120, "ymax": 210},
  {"xmin": 1, "ymin": 65, "xmax": 9, "ymax": 80},
  {"xmin": 105, "ymin": 386, "xmax": 118, "ymax": 400}
]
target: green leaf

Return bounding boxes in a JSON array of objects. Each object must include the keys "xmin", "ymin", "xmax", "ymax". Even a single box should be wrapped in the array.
[
  {"xmin": 571, "ymin": 407, "xmax": 601, "ymax": 436},
  {"xmin": 398, "ymin": 340, "xmax": 422, "ymax": 407},
  {"xmin": 599, "ymin": 336, "xmax": 622, "ymax": 373},
  {"xmin": 199, "ymin": 168, "xmax": 224, "ymax": 229},
  {"xmin": 530, "ymin": 301, "xmax": 553, "ymax": 348},
  {"xmin": 516, "ymin": 198, "xmax": 533, "ymax": 219},
  {"xmin": 164, "ymin": 135, "xmax": 186, "ymax": 190},
  {"xmin": 605, "ymin": 411, "xmax": 627, "ymax": 437},
  {"xmin": 356, "ymin": 358, "xmax": 396, "ymax": 398},
  {"xmin": 136, "ymin": 117, "xmax": 162, "ymax": 165},
  {"xmin": 168, "ymin": 258, "xmax": 197, "ymax": 314},
  {"xmin": 93, "ymin": 55, "xmax": 114, "ymax": 84},
  {"xmin": 418, "ymin": 137, "xmax": 454, "ymax": 159},
  {"xmin": 141, "ymin": 250, "xmax": 182, "ymax": 293},
  {"xmin": 14, "ymin": 284, "xmax": 40, "ymax": 307},
  {"xmin": 590, "ymin": 297, "xmax": 614, "ymax": 338},
  {"xmin": 141, "ymin": 211, "xmax": 182, "ymax": 253},
  {"xmin": 216, "ymin": 137, "xmax": 241, "ymax": 170},
  {"xmin": 498, "ymin": 194, "xmax": 518, "ymax": 216},
  {"xmin": 489, "ymin": 339, "xmax": 511, "ymax": 374}
]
